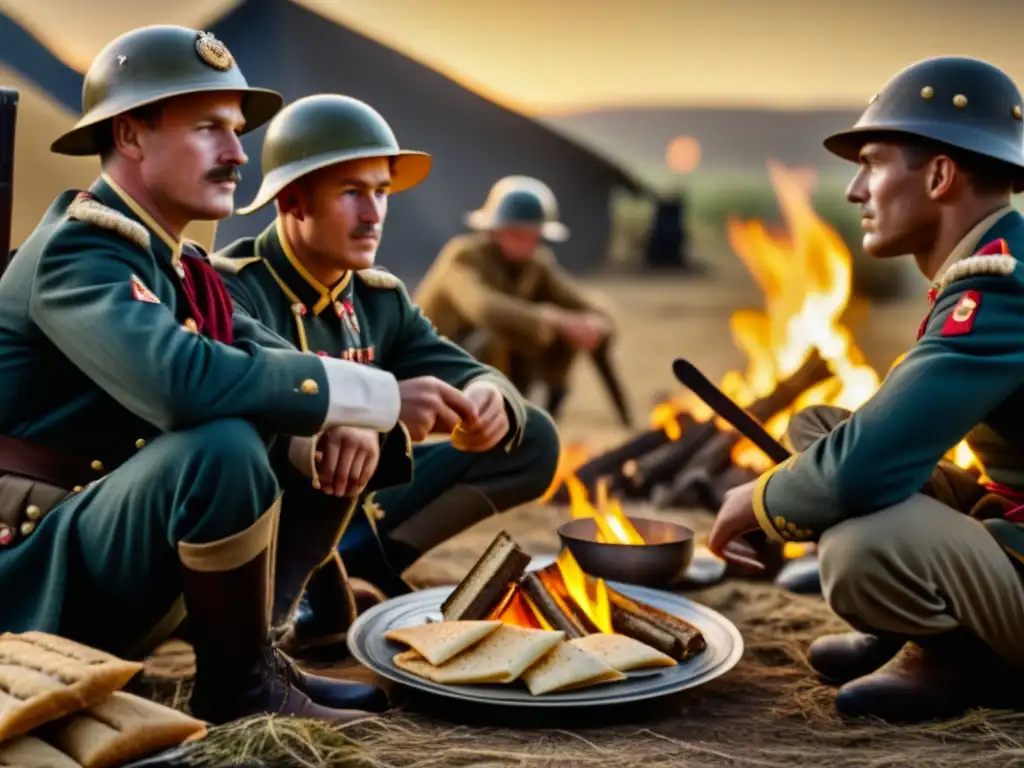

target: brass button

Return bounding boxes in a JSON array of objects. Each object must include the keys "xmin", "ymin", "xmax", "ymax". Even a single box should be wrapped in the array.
[
  {"xmin": 20, "ymin": 521, "xmax": 35, "ymax": 537},
  {"xmin": 374, "ymin": 506, "xmax": 386, "ymax": 521},
  {"xmin": 72, "ymin": 485, "xmax": 84, "ymax": 493},
  {"xmin": 300, "ymin": 378, "xmax": 319, "ymax": 395},
  {"xmin": 90, "ymin": 459, "xmax": 104, "ymax": 472},
  {"xmin": 1014, "ymin": 105, "xmax": 1022, "ymax": 120},
  {"xmin": 920, "ymin": 85, "xmax": 934, "ymax": 100},
  {"xmin": 25, "ymin": 505, "xmax": 41, "ymax": 521},
  {"xmin": 953, "ymin": 94, "xmax": 968, "ymax": 109},
  {"xmin": 183, "ymin": 318, "xmax": 198, "ymax": 333},
  {"xmin": 135, "ymin": 438, "xmax": 147, "ymax": 449}
]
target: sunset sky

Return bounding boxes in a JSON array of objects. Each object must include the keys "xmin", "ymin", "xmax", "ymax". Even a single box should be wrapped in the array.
[{"xmin": 4, "ymin": 0, "xmax": 1024, "ymax": 115}]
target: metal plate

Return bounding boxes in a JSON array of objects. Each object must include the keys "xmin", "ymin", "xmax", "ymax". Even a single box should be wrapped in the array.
[{"xmin": 348, "ymin": 583, "xmax": 744, "ymax": 708}]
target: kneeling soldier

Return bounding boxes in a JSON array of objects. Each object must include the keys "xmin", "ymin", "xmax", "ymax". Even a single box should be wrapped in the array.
[
  {"xmin": 212, "ymin": 94, "xmax": 561, "ymax": 658},
  {"xmin": 709, "ymin": 56, "xmax": 1024, "ymax": 722}
]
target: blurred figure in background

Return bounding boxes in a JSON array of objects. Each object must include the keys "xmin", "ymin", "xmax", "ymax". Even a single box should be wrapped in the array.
[{"xmin": 415, "ymin": 176, "xmax": 629, "ymax": 425}]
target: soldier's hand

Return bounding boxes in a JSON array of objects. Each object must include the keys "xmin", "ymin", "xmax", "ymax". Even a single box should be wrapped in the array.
[
  {"xmin": 398, "ymin": 376, "xmax": 479, "ymax": 443},
  {"xmin": 551, "ymin": 310, "xmax": 607, "ymax": 352},
  {"xmin": 707, "ymin": 479, "xmax": 766, "ymax": 572},
  {"xmin": 452, "ymin": 381, "xmax": 509, "ymax": 452},
  {"xmin": 315, "ymin": 426, "xmax": 380, "ymax": 497}
]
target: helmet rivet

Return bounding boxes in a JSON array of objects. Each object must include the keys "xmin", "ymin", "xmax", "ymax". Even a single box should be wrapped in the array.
[
  {"xmin": 1013, "ymin": 105, "xmax": 1022, "ymax": 121},
  {"xmin": 920, "ymin": 86, "xmax": 934, "ymax": 100},
  {"xmin": 953, "ymin": 94, "xmax": 968, "ymax": 109}
]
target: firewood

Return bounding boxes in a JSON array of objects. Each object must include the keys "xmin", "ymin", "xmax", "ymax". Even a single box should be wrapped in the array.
[
  {"xmin": 537, "ymin": 569, "xmax": 602, "ymax": 635},
  {"xmin": 624, "ymin": 418, "xmax": 718, "ymax": 495},
  {"xmin": 520, "ymin": 573, "xmax": 586, "ymax": 639},
  {"xmin": 609, "ymin": 605, "xmax": 679, "ymax": 658},
  {"xmin": 606, "ymin": 587, "xmax": 706, "ymax": 659}
]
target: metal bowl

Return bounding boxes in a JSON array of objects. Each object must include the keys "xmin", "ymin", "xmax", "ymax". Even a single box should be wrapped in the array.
[{"xmin": 557, "ymin": 516, "xmax": 695, "ymax": 587}]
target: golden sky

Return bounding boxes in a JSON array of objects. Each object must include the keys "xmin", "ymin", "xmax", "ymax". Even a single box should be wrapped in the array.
[{"xmin": 4, "ymin": 0, "xmax": 1024, "ymax": 114}]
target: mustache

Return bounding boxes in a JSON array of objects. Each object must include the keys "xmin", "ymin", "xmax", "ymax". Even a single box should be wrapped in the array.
[
  {"xmin": 351, "ymin": 223, "xmax": 380, "ymax": 238},
  {"xmin": 206, "ymin": 165, "xmax": 241, "ymax": 184}
]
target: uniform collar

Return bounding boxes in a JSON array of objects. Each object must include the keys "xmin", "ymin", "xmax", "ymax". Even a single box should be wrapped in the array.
[
  {"xmin": 257, "ymin": 218, "xmax": 352, "ymax": 316},
  {"xmin": 931, "ymin": 205, "xmax": 1016, "ymax": 290},
  {"xmin": 95, "ymin": 173, "xmax": 184, "ymax": 274}
]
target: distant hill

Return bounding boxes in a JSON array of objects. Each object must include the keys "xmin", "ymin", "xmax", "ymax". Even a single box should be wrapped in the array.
[{"xmin": 538, "ymin": 106, "xmax": 867, "ymax": 188}]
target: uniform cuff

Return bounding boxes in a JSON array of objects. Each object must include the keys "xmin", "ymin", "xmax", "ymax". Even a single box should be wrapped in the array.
[
  {"xmin": 319, "ymin": 358, "xmax": 400, "ymax": 432},
  {"xmin": 752, "ymin": 462, "xmax": 787, "ymax": 543}
]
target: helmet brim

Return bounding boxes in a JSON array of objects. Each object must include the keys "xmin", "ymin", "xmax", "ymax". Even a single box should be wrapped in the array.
[
  {"xmin": 824, "ymin": 122, "xmax": 1024, "ymax": 193},
  {"xmin": 236, "ymin": 148, "xmax": 432, "ymax": 215},
  {"xmin": 50, "ymin": 86, "xmax": 284, "ymax": 156},
  {"xmin": 463, "ymin": 209, "xmax": 569, "ymax": 242}
]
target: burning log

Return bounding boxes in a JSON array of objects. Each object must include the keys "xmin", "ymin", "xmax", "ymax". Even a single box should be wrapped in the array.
[
  {"xmin": 609, "ymin": 604, "xmax": 679, "ymax": 658},
  {"xmin": 607, "ymin": 587, "xmax": 707, "ymax": 659},
  {"xmin": 520, "ymin": 573, "xmax": 586, "ymax": 639},
  {"xmin": 624, "ymin": 418, "xmax": 718, "ymax": 496},
  {"xmin": 537, "ymin": 569, "xmax": 601, "ymax": 635}
]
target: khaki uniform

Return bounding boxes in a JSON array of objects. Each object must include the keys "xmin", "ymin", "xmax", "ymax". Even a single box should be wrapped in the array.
[
  {"xmin": 415, "ymin": 232, "xmax": 614, "ymax": 394},
  {"xmin": 759, "ymin": 207, "xmax": 1024, "ymax": 669}
]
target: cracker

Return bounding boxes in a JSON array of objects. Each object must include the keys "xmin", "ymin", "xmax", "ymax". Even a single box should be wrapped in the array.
[
  {"xmin": 0, "ymin": 632, "xmax": 143, "ymax": 742},
  {"xmin": 569, "ymin": 633, "xmax": 678, "ymax": 671},
  {"xmin": 393, "ymin": 625, "xmax": 564, "ymax": 684},
  {"xmin": 385, "ymin": 621, "xmax": 502, "ymax": 666},
  {"xmin": 521, "ymin": 641, "xmax": 626, "ymax": 695},
  {"xmin": 0, "ymin": 735, "xmax": 83, "ymax": 767},
  {"xmin": 45, "ymin": 691, "xmax": 207, "ymax": 768}
]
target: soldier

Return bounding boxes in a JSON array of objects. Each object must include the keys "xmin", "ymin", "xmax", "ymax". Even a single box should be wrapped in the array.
[
  {"xmin": 0, "ymin": 26, "xmax": 459, "ymax": 725},
  {"xmin": 708, "ymin": 56, "xmax": 1024, "ymax": 722},
  {"xmin": 414, "ymin": 176, "xmax": 618, "ymax": 422},
  {"xmin": 211, "ymin": 94, "xmax": 561, "ymax": 658}
]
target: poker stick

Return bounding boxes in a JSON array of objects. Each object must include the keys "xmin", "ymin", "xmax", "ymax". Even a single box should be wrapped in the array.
[{"xmin": 671, "ymin": 358, "xmax": 792, "ymax": 465}]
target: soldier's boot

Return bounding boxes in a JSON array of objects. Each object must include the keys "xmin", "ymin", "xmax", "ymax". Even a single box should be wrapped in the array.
[
  {"xmin": 178, "ymin": 512, "xmax": 379, "ymax": 724},
  {"xmin": 807, "ymin": 631, "xmax": 905, "ymax": 684},
  {"xmin": 277, "ymin": 553, "xmax": 387, "ymax": 664},
  {"xmin": 834, "ymin": 629, "xmax": 1024, "ymax": 721}
]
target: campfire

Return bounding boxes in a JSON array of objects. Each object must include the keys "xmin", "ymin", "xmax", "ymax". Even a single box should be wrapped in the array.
[
  {"xmin": 546, "ymin": 160, "xmax": 984, "ymax": 513},
  {"xmin": 440, "ymin": 530, "xmax": 705, "ymax": 663}
]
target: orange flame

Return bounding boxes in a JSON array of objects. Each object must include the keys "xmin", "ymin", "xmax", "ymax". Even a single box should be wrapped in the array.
[
  {"xmin": 648, "ymin": 161, "xmax": 982, "ymax": 476},
  {"xmin": 539, "ymin": 442, "xmax": 594, "ymax": 503}
]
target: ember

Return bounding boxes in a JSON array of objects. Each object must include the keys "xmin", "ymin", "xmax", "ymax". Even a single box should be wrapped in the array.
[{"xmin": 556, "ymin": 160, "xmax": 985, "ymax": 514}]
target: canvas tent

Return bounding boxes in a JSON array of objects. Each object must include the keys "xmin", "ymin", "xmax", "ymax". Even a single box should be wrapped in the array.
[{"xmin": 0, "ymin": 0, "xmax": 643, "ymax": 282}]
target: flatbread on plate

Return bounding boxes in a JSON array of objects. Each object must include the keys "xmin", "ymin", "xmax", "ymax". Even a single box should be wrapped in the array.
[
  {"xmin": 569, "ymin": 633, "xmax": 678, "ymax": 671},
  {"xmin": 393, "ymin": 625, "xmax": 563, "ymax": 684},
  {"xmin": 385, "ymin": 620, "xmax": 501, "ymax": 666},
  {"xmin": 521, "ymin": 641, "xmax": 626, "ymax": 695}
]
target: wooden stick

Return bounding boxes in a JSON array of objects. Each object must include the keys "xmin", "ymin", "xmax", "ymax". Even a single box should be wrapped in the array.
[
  {"xmin": 606, "ymin": 586, "xmax": 706, "ymax": 658},
  {"xmin": 521, "ymin": 573, "xmax": 586, "ymax": 639},
  {"xmin": 610, "ymin": 605, "xmax": 680, "ymax": 658}
]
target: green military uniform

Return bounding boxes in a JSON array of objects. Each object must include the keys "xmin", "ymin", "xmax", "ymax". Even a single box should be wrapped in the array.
[
  {"xmin": 751, "ymin": 56, "xmax": 1024, "ymax": 721},
  {"xmin": 414, "ymin": 178, "xmax": 620, "ymax": 421},
  {"xmin": 0, "ymin": 25, "xmax": 402, "ymax": 723},
  {"xmin": 212, "ymin": 95, "xmax": 561, "ymax": 657}
]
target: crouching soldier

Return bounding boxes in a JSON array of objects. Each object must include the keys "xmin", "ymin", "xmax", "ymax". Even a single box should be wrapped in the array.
[
  {"xmin": 212, "ymin": 94, "xmax": 561, "ymax": 659},
  {"xmin": 414, "ymin": 176, "xmax": 627, "ymax": 424}
]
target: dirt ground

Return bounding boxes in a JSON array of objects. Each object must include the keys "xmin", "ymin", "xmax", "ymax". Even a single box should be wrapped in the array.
[{"xmin": 146, "ymin": 272, "xmax": 1024, "ymax": 767}]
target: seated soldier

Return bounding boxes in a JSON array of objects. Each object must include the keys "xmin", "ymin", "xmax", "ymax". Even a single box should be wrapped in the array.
[
  {"xmin": 709, "ymin": 56, "xmax": 1024, "ymax": 722},
  {"xmin": 0, "ymin": 26, "xmax": 455, "ymax": 724},
  {"xmin": 414, "ymin": 176, "xmax": 622, "ymax": 423},
  {"xmin": 211, "ymin": 95, "xmax": 561, "ymax": 659}
]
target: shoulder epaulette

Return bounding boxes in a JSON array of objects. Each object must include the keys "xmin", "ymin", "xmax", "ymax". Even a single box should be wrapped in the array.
[
  {"xmin": 208, "ymin": 254, "xmax": 263, "ymax": 275},
  {"xmin": 66, "ymin": 192, "xmax": 150, "ymax": 251},
  {"xmin": 933, "ymin": 253, "xmax": 1017, "ymax": 295},
  {"xmin": 356, "ymin": 268, "xmax": 400, "ymax": 289}
]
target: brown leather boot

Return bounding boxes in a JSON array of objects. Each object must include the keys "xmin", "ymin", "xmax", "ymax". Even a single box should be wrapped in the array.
[
  {"xmin": 177, "ymin": 505, "xmax": 379, "ymax": 725},
  {"xmin": 808, "ymin": 631, "xmax": 904, "ymax": 684},
  {"xmin": 834, "ymin": 629, "xmax": 1024, "ymax": 721},
  {"xmin": 277, "ymin": 553, "xmax": 386, "ymax": 664}
]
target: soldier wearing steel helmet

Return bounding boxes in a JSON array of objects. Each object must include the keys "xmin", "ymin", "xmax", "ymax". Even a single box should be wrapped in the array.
[
  {"xmin": 708, "ymin": 56, "xmax": 1024, "ymax": 721},
  {"xmin": 0, "ymin": 26, "xmax": 454, "ymax": 725},
  {"xmin": 211, "ymin": 94, "xmax": 560, "ymax": 660},
  {"xmin": 414, "ymin": 177, "xmax": 618, "ymax": 422}
]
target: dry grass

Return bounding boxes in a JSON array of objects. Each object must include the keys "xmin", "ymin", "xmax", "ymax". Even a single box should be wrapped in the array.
[{"xmin": 141, "ymin": 275, "xmax": 1019, "ymax": 767}]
